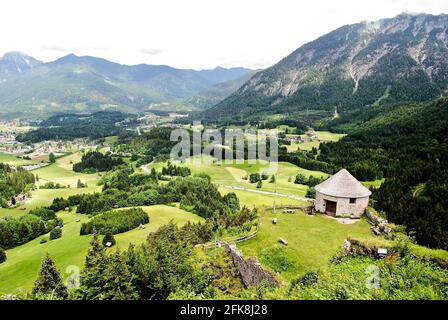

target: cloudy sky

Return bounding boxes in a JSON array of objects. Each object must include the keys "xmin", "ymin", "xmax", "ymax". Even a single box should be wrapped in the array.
[{"xmin": 1, "ymin": 0, "xmax": 447, "ymax": 70}]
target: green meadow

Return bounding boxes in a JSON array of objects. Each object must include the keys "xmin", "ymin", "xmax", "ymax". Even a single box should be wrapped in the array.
[
  {"xmin": 286, "ymin": 131, "xmax": 346, "ymax": 152},
  {"xmin": 148, "ymin": 156, "xmax": 328, "ymax": 199},
  {"xmin": 0, "ymin": 152, "xmax": 101, "ymax": 219},
  {"xmin": 239, "ymin": 210, "xmax": 378, "ymax": 281},
  {"xmin": 0, "ymin": 205, "xmax": 204, "ymax": 294},
  {"xmin": 0, "ymin": 152, "xmax": 39, "ymax": 166}
]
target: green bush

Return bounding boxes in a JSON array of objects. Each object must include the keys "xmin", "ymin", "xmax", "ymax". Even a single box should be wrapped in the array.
[
  {"xmin": 49, "ymin": 227, "xmax": 62, "ymax": 240},
  {"xmin": 0, "ymin": 247, "xmax": 6, "ymax": 264},
  {"xmin": 102, "ymin": 232, "xmax": 116, "ymax": 247},
  {"xmin": 40, "ymin": 238, "xmax": 48, "ymax": 244}
]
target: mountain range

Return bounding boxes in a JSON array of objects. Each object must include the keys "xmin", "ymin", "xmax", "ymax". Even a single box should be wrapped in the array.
[
  {"xmin": 0, "ymin": 52, "xmax": 253, "ymax": 118},
  {"xmin": 203, "ymin": 13, "xmax": 448, "ymax": 123}
]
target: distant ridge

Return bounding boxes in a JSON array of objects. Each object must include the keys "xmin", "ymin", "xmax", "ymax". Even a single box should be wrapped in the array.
[{"xmin": 0, "ymin": 52, "xmax": 253, "ymax": 118}]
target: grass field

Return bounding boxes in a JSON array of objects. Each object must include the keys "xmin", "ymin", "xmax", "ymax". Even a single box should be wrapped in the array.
[
  {"xmin": 239, "ymin": 210, "xmax": 378, "ymax": 281},
  {"xmin": 148, "ymin": 156, "xmax": 328, "ymax": 199},
  {"xmin": 0, "ymin": 187, "xmax": 101, "ymax": 219},
  {"xmin": 0, "ymin": 152, "xmax": 39, "ymax": 166},
  {"xmin": 219, "ymin": 188, "xmax": 308, "ymax": 208},
  {"xmin": 362, "ymin": 179, "xmax": 385, "ymax": 189},
  {"xmin": 286, "ymin": 131, "xmax": 346, "ymax": 152},
  {"xmin": 0, "ymin": 152, "xmax": 102, "ymax": 219},
  {"xmin": 0, "ymin": 205, "xmax": 204, "ymax": 294}
]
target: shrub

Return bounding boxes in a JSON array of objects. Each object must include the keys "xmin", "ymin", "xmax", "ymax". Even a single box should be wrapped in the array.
[
  {"xmin": 306, "ymin": 187, "xmax": 316, "ymax": 199},
  {"xmin": 298, "ymin": 271, "xmax": 319, "ymax": 286},
  {"xmin": 39, "ymin": 182, "xmax": 65, "ymax": 189},
  {"xmin": 249, "ymin": 173, "xmax": 261, "ymax": 183},
  {"xmin": 0, "ymin": 247, "xmax": 6, "ymax": 264},
  {"xmin": 102, "ymin": 232, "xmax": 116, "ymax": 247},
  {"xmin": 49, "ymin": 227, "xmax": 62, "ymax": 240},
  {"xmin": 40, "ymin": 238, "xmax": 48, "ymax": 244}
]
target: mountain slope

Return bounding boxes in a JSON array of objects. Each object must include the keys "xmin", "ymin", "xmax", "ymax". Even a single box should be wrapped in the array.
[
  {"xmin": 204, "ymin": 13, "xmax": 448, "ymax": 122},
  {"xmin": 180, "ymin": 70, "xmax": 259, "ymax": 110},
  {"xmin": 0, "ymin": 53, "xmax": 252, "ymax": 118},
  {"xmin": 0, "ymin": 52, "xmax": 42, "ymax": 78}
]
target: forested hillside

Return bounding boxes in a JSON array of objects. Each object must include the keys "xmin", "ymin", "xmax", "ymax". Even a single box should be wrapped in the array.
[
  {"xmin": 318, "ymin": 98, "xmax": 448, "ymax": 249},
  {"xmin": 16, "ymin": 111, "xmax": 134, "ymax": 142}
]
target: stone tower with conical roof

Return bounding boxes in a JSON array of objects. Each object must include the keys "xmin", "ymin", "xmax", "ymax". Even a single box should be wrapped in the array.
[{"xmin": 314, "ymin": 169, "xmax": 371, "ymax": 218}]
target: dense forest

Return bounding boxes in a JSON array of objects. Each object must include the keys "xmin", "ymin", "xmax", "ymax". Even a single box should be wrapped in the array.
[
  {"xmin": 0, "ymin": 208, "xmax": 63, "ymax": 249},
  {"xmin": 80, "ymin": 208, "xmax": 149, "ymax": 235},
  {"xmin": 116, "ymin": 127, "xmax": 179, "ymax": 163},
  {"xmin": 17, "ymin": 111, "xmax": 135, "ymax": 143},
  {"xmin": 73, "ymin": 151, "xmax": 124, "ymax": 173},
  {"xmin": 0, "ymin": 164, "xmax": 35, "ymax": 208}
]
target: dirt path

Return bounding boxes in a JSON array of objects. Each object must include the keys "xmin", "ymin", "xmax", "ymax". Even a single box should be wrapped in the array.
[{"xmin": 218, "ymin": 184, "xmax": 310, "ymax": 202}]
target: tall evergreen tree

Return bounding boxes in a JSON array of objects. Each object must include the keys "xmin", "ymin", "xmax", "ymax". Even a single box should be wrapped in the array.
[
  {"xmin": 49, "ymin": 153, "xmax": 56, "ymax": 163},
  {"xmin": 78, "ymin": 233, "xmax": 108, "ymax": 299},
  {"xmin": 32, "ymin": 253, "xmax": 68, "ymax": 299},
  {"xmin": 101, "ymin": 250, "xmax": 137, "ymax": 300}
]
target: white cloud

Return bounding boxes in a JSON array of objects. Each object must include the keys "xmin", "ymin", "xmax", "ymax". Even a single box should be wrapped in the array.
[{"xmin": 0, "ymin": 0, "xmax": 446, "ymax": 69}]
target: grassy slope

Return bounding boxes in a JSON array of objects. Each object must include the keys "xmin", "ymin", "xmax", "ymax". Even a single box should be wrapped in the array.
[
  {"xmin": 0, "ymin": 205, "xmax": 203, "ymax": 294},
  {"xmin": 239, "ymin": 209, "xmax": 377, "ymax": 281},
  {"xmin": 148, "ymin": 157, "xmax": 328, "ymax": 199},
  {"xmin": 0, "ymin": 152, "xmax": 39, "ymax": 166},
  {"xmin": 286, "ymin": 131, "xmax": 346, "ymax": 152},
  {"xmin": 0, "ymin": 153, "xmax": 101, "ymax": 219},
  {"xmin": 219, "ymin": 188, "xmax": 307, "ymax": 208}
]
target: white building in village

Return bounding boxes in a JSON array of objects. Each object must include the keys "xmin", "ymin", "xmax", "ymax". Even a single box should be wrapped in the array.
[{"xmin": 314, "ymin": 169, "xmax": 371, "ymax": 218}]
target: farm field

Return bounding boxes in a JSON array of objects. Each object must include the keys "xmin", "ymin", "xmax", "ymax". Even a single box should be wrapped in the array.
[
  {"xmin": 239, "ymin": 209, "xmax": 378, "ymax": 281},
  {"xmin": 0, "ymin": 205, "xmax": 204, "ymax": 294}
]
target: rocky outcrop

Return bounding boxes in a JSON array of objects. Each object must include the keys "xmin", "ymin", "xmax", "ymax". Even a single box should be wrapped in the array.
[{"xmin": 224, "ymin": 242, "xmax": 279, "ymax": 287}]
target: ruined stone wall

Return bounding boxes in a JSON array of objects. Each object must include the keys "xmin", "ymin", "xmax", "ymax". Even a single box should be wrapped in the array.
[
  {"xmin": 224, "ymin": 242, "xmax": 279, "ymax": 287},
  {"xmin": 365, "ymin": 209, "xmax": 391, "ymax": 235}
]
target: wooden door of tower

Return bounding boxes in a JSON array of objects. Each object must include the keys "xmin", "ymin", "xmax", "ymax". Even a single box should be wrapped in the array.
[{"xmin": 325, "ymin": 200, "xmax": 337, "ymax": 216}]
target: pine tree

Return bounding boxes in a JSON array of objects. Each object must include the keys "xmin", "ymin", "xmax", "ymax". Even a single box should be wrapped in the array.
[
  {"xmin": 78, "ymin": 233, "xmax": 108, "ymax": 300},
  {"xmin": 32, "ymin": 253, "xmax": 68, "ymax": 299},
  {"xmin": 102, "ymin": 250, "xmax": 137, "ymax": 300},
  {"xmin": 102, "ymin": 232, "xmax": 116, "ymax": 247}
]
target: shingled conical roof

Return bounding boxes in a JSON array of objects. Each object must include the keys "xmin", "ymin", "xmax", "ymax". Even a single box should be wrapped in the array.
[{"xmin": 315, "ymin": 169, "xmax": 371, "ymax": 198}]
